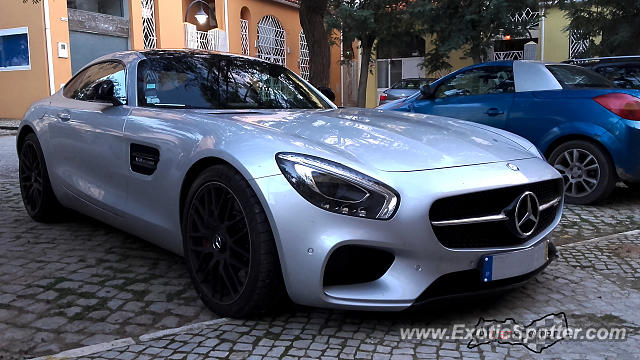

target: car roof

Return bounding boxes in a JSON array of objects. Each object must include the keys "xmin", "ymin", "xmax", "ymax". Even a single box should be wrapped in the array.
[
  {"xmin": 565, "ymin": 56, "xmax": 640, "ymax": 65},
  {"xmin": 90, "ymin": 49, "xmax": 273, "ymax": 66}
]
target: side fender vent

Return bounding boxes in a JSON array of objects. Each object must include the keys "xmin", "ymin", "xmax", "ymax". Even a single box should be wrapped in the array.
[{"xmin": 130, "ymin": 144, "xmax": 160, "ymax": 175}]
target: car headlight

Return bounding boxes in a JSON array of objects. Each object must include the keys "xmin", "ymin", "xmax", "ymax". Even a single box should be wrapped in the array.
[{"xmin": 276, "ymin": 153, "xmax": 399, "ymax": 220}]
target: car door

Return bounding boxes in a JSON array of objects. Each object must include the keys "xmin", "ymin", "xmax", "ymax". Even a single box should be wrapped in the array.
[
  {"xmin": 47, "ymin": 61, "xmax": 130, "ymax": 216},
  {"xmin": 121, "ymin": 54, "xmax": 216, "ymax": 249},
  {"xmin": 410, "ymin": 66, "xmax": 516, "ymax": 129}
]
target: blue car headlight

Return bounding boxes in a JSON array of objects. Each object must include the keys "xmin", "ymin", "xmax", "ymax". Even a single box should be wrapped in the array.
[{"xmin": 276, "ymin": 153, "xmax": 399, "ymax": 220}]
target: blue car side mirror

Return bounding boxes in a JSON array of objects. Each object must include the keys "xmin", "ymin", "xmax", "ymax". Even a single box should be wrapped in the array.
[{"xmin": 420, "ymin": 84, "xmax": 434, "ymax": 99}]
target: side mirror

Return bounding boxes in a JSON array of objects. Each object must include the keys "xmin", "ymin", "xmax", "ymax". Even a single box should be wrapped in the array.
[
  {"xmin": 94, "ymin": 80, "xmax": 123, "ymax": 106},
  {"xmin": 420, "ymin": 84, "xmax": 434, "ymax": 99}
]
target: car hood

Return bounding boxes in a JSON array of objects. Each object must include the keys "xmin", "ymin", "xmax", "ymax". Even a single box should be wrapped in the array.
[
  {"xmin": 385, "ymin": 89, "xmax": 420, "ymax": 98},
  {"xmin": 201, "ymin": 108, "xmax": 536, "ymax": 172}
]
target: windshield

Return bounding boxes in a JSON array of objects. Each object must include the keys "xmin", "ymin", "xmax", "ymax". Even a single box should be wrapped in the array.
[
  {"xmin": 137, "ymin": 54, "xmax": 331, "ymax": 110},
  {"xmin": 391, "ymin": 79, "xmax": 428, "ymax": 89},
  {"xmin": 546, "ymin": 65, "xmax": 614, "ymax": 89}
]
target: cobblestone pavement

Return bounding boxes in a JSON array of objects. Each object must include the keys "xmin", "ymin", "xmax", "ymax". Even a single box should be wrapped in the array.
[{"xmin": 0, "ymin": 135, "xmax": 639, "ymax": 359}]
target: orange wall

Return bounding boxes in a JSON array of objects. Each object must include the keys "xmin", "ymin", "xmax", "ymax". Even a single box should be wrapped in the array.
[
  {"xmin": 49, "ymin": 0, "xmax": 72, "ymax": 90},
  {"xmin": 155, "ymin": 0, "xmax": 187, "ymax": 49},
  {"xmin": 0, "ymin": 1, "xmax": 49, "ymax": 119}
]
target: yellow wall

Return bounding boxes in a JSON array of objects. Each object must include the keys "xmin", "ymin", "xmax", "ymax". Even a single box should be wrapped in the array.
[
  {"xmin": 541, "ymin": 7, "xmax": 570, "ymax": 62},
  {"xmin": 0, "ymin": 1, "xmax": 49, "ymax": 119}
]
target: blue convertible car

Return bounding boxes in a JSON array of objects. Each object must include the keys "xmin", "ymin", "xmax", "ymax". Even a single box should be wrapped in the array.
[{"xmin": 380, "ymin": 60, "xmax": 640, "ymax": 204}]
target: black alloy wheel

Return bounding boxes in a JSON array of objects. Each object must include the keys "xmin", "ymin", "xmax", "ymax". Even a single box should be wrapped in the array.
[
  {"xmin": 182, "ymin": 165, "xmax": 286, "ymax": 317},
  {"xmin": 18, "ymin": 133, "xmax": 62, "ymax": 222}
]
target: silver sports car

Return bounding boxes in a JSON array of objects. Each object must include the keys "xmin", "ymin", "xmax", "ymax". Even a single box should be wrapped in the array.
[{"xmin": 17, "ymin": 50, "xmax": 563, "ymax": 317}]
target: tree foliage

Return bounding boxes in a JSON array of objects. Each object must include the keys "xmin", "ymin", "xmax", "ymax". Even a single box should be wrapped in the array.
[
  {"xmin": 409, "ymin": 0, "xmax": 539, "ymax": 74},
  {"xmin": 555, "ymin": 0, "xmax": 640, "ymax": 57},
  {"xmin": 326, "ymin": 0, "xmax": 414, "ymax": 107}
]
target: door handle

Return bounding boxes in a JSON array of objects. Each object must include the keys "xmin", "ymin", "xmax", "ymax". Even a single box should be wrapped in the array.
[
  {"xmin": 57, "ymin": 112, "xmax": 71, "ymax": 121},
  {"xmin": 485, "ymin": 108, "xmax": 504, "ymax": 116}
]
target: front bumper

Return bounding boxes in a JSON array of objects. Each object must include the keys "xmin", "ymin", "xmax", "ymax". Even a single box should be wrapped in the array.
[
  {"xmin": 251, "ymin": 157, "xmax": 563, "ymax": 310},
  {"xmin": 413, "ymin": 242, "xmax": 557, "ymax": 307}
]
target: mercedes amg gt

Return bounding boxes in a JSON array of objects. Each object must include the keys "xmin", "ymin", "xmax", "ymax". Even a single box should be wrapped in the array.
[{"xmin": 17, "ymin": 50, "xmax": 563, "ymax": 317}]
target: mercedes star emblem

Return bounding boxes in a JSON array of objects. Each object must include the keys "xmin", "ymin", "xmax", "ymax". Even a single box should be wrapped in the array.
[
  {"xmin": 514, "ymin": 191, "xmax": 540, "ymax": 238},
  {"xmin": 507, "ymin": 163, "xmax": 520, "ymax": 171}
]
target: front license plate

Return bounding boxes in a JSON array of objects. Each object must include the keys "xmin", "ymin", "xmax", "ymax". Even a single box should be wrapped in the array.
[{"xmin": 480, "ymin": 240, "xmax": 549, "ymax": 282}]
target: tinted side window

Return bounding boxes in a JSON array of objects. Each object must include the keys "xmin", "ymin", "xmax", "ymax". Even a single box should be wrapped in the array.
[
  {"xmin": 63, "ymin": 62, "xmax": 127, "ymax": 104},
  {"xmin": 546, "ymin": 65, "xmax": 613, "ymax": 89},
  {"xmin": 137, "ymin": 56, "xmax": 221, "ymax": 109},
  {"xmin": 593, "ymin": 64, "xmax": 640, "ymax": 90},
  {"xmin": 434, "ymin": 66, "xmax": 515, "ymax": 98}
]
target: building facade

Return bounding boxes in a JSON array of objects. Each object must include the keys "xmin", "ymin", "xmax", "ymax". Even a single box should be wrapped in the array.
[{"xmin": 1, "ymin": 0, "xmax": 343, "ymax": 119}]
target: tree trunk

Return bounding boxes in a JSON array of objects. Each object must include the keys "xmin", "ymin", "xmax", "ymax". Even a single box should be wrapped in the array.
[
  {"xmin": 470, "ymin": 42, "xmax": 483, "ymax": 64},
  {"xmin": 357, "ymin": 41, "xmax": 373, "ymax": 108},
  {"xmin": 299, "ymin": 0, "xmax": 331, "ymax": 88}
]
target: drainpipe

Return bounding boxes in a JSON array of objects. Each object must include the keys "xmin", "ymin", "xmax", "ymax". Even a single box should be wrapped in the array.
[
  {"xmin": 43, "ymin": 0, "xmax": 56, "ymax": 94},
  {"xmin": 540, "ymin": 7, "xmax": 545, "ymax": 61},
  {"xmin": 224, "ymin": 0, "xmax": 229, "ymax": 52}
]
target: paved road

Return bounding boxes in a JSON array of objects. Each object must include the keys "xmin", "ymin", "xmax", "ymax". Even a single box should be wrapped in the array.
[{"xmin": 1, "ymin": 134, "xmax": 639, "ymax": 359}]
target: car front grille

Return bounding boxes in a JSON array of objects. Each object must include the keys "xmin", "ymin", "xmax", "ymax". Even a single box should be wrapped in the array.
[{"xmin": 429, "ymin": 179, "xmax": 563, "ymax": 249}]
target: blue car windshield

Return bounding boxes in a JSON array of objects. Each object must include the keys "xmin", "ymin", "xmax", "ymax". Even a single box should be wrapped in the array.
[
  {"xmin": 137, "ymin": 53, "xmax": 331, "ymax": 110},
  {"xmin": 546, "ymin": 65, "xmax": 614, "ymax": 89}
]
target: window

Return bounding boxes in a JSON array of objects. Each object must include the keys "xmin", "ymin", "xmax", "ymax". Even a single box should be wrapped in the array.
[
  {"xmin": 593, "ymin": 64, "xmax": 640, "ymax": 90},
  {"xmin": 256, "ymin": 16, "xmax": 286, "ymax": 66},
  {"xmin": 63, "ymin": 62, "xmax": 127, "ymax": 104},
  {"xmin": 67, "ymin": 0, "xmax": 124, "ymax": 17},
  {"xmin": 299, "ymin": 31, "xmax": 310, "ymax": 81},
  {"xmin": 546, "ymin": 65, "xmax": 612, "ymax": 89},
  {"xmin": 376, "ymin": 59, "xmax": 406, "ymax": 88},
  {"xmin": 240, "ymin": 19, "xmax": 249, "ymax": 56},
  {"xmin": 136, "ymin": 54, "xmax": 330, "ymax": 110},
  {"xmin": 434, "ymin": 66, "xmax": 515, "ymax": 98},
  {"xmin": 0, "ymin": 27, "xmax": 30, "ymax": 71}
]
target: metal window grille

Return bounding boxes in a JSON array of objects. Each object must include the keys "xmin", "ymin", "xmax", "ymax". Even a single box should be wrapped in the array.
[
  {"xmin": 510, "ymin": 7, "xmax": 540, "ymax": 27},
  {"xmin": 493, "ymin": 51, "xmax": 524, "ymax": 61},
  {"xmin": 141, "ymin": 0, "xmax": 157, "ymax": 49},
  {"xmin": 240, "ymin": 19, "xmax": 249, "ymax": 56},
  {"xmin": 257, "ymin": 15, "xmax": 286, "ymax": 66},
  {"xmin": 299, "ymin": 31, "xmax": 310, "ymax": 80},
  {"xmin": 569, "ymin": 30, "xmax": 590, "ymax": 59}
]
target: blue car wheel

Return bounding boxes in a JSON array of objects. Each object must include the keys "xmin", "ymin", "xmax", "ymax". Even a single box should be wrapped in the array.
[{"xmin": 548, "ymin": 140, "xmax": 616, "ymax": 204}]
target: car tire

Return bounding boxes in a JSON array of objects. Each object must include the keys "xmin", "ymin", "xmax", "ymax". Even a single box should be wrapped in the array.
[
  {"xmin": 182, "ymin": 165, "xmax": 286, "ymax": 317},
  {"xmin": 18, "ymin": 133, "xmax": 64, "ymax": 222},
  {"xmin": 548, "ymin": 140, "xmax": 616, "ymax": 205}
]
